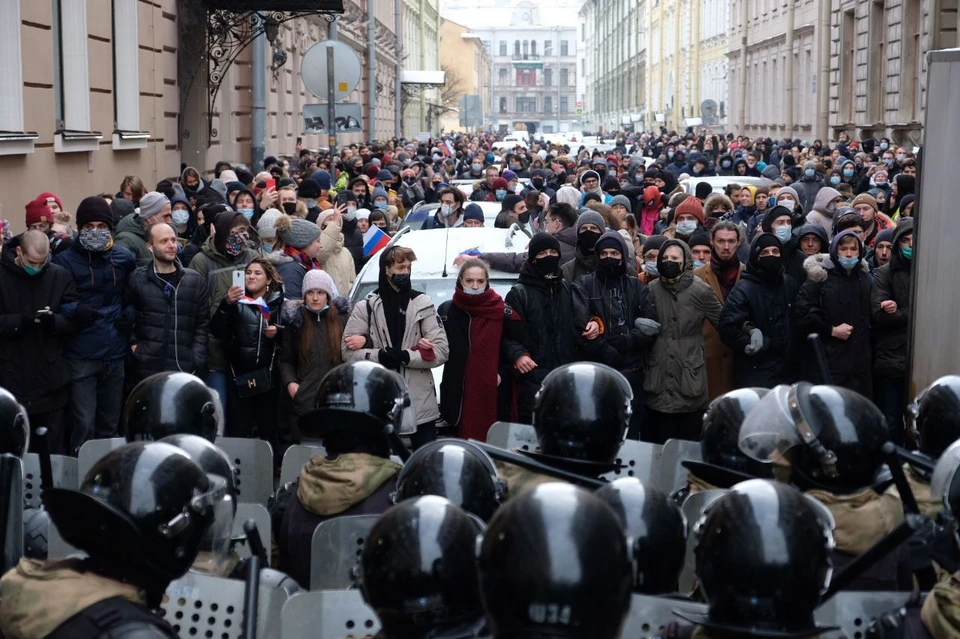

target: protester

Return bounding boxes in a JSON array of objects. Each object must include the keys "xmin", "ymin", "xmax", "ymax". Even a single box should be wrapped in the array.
[
  {"xmin": 272, "ymin": 214, "xmax": 323, "ymax": 300},
  {"xmin": 114, "ymin": 192, "xmax": 174, "ymax": 266},
  {"xmin": 316, "ymin": 207, "xmax": 357, "ymax": 296}
]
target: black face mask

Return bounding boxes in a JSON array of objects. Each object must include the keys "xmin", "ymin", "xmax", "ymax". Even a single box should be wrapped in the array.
[
  {"xmin": 578, "ymin": 229, "xmax": 602, "ymax": 251},
  {"xmin": 533, "ymin": 255, "xmax": 560, "ymax": 277},
  {"xmin": 658, "ymin": 261, "xmax": 683, "ymax": 280},
  {"xmin": 599, "ymin": 256, "xmax": 625, "ymax": 278},
  {"xmin": 390, "ymin": 273, "xmax": 411, "ymax": 290},
  {"xmin": 282, "ymin": 202, "xmax": 298, "ymax": 215},
  {"xmin": 757, "ymin": 255, "xmax": 782, "ymax": 276},
  {"xmin": 595, "ymin": 168, "xmax": 607, "ymax": 178},
  {"xmin": 532, "ymin": 178, "xmax": 545, "ymax": 189}
]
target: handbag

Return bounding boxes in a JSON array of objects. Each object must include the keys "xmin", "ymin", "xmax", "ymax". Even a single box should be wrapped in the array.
[{"xmin": 232, "ymin": 316, "xmax": 278, "ymax": 398}]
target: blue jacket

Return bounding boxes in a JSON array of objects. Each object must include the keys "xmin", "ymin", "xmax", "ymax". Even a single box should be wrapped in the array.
[{"xmin": 53, "ymin": 240, "xmax": 137, "ymax": 361}]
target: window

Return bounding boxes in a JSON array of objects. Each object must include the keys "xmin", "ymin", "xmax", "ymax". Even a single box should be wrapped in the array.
[
  {"xmin": 499, "ymin": 41, "xmax": 507, "ymax": 56},
  {"xmin": 514, "ymin": 40, "xmax": 520, "ymax": 56},
  {"xmin": 544, "ymin": 39, "xmax": 553, "ymax": 55},
  {"xmin": 499, "ymin": 67, "xmax": 508, "ymax": 85},
  {"xmin": 530, "ymin": 40, "xmax": 537, "ymax": 57},
  {"xmin": 112, "ymin": 0, "xmax": 147, "ymax": 149},
  {"xmin": 54, "ymin": 0, "xmax": 100, "ymax": 152},
  {"xmin": 560, "ymin": 96, "xmax": 569, "ymax": 113},
  {"xmin": 560, "ymin": 68, "xmax": 569, "ymax": 86},
  {"xmin": 868, "ymin": 0, "xmax": 885, "ymax": 121},
  {"xmin": 499, "ymin": 97, "xmax": 507, "ymax": 113},
  {"xmin": 516, "ymin": 97, "xmax": 537, "ymax": 113},
  {"xmin": 0, "ymin": 0, "xmax": 36, "ymax": 154},
  {"xmin": 544, "ymin": 68, "xmax": 553, "ymax": 86},
  {"xmin": 840, "ymin": 9, "xmax": 854, "ymax": 122},
  {"xmin": 544, "ymin": 96, "xmax": 553, "ymax": 114},
  {"xmin": 516, "ymin": 69, "xmax": 537, "ymax": 86},
  {"xmin": 522, "ymin": 40, "xmax": 529, "ymax": 57},
  {"xmin": 560, "ymin": 40, "xmax": 569, "ymax": 56},
  {"xmin": 903, "ymin": 0, "xmax": 921, "ymax": 121}
]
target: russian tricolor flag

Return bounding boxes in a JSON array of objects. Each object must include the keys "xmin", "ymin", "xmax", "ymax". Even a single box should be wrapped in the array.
[
  {"xmin": 363, "ymin": 226, "xmax": 390, "ymax": 257},
  {"xmin": 238, "ymin": 296, "xmax": 271, "ymax": 321}
]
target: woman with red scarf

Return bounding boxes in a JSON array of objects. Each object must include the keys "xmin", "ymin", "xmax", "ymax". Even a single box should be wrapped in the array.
[{"xmin": 438, "ymin": 259, "xmax": 505, "ymax": 441}]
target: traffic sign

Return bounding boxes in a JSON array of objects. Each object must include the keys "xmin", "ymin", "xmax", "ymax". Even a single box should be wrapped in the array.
[{"xmin": 300, "ymin": 40, "xmax": 362, "ymax": 102}]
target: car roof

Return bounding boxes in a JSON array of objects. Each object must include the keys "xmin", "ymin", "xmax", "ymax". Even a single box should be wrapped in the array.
[
  {"xmin": 402, "ymin": 201, "xmax": 503, "ymax": 228},
  {"xmin": 681, "ymin": 175, "xmax": 774, "ymax": 193},
  {"xmin": 350, "ymin": 227, "xmax": 531, "ymax": 294}
]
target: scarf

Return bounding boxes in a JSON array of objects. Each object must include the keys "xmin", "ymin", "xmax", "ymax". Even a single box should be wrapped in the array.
[
  {"xmin": 711, "ymin": 256, "xmax": 741, "ymax": 300},
  {"xmin": 283, "ymin": 245, "xmax": 321, "ymax": 271},
  {"xmin": 452, "ymin": 287, "xmax": 505, "ymax": 441}
]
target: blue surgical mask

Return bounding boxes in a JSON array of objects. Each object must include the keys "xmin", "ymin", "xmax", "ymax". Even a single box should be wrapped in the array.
[
  {"xmin": 883, "ymin": 158, "xmax": 894, "ymax": 167},
  {"xmin": 838, "ymin": 256, "xmax": 859, "ymax": 270},
  {"xmin": 676, "ymin": 220, "xmax": 697, "ymax": 235},
  {"xmin": 901, "ymin": 246, "xmax": 913, "ymax": 260},
  {"xmin": 644, "ymin": 261, "xmax": 659, "ymax": 277},
  {"xmin": 768, "ymin": 197, "xmax": 776, "ymax": 208},
  {"xmin": 721, "ymin": 160, "xmax": 731, "ymax": 168},
  {"xmin": 262, "ymin": 241, "xmax": 274, "ymax": 253},
  {"xmin": 667, "ymin": 151, "xmax": 675, "ymax": 159},
  {"xmin": 830, "ymin": 176, "xmax": 841, "ymax": 186},
  {"xmin": 375, "ymin": 202, "xmax": 388, "ymax": 210},
  {"xmin": 880, "ymin": 142, "xmax": 889, "ymax": 151},
  {"xmin": 693, "ymin": 260, "xmax": 704, "ymax": 269},
  {"xmin": 471, "ymin": 163, "xmax": 482, "ymax": 172},
  {"xmin": 238, "ymin": 208, "xmax": 254, "ymax": 220},
  {"xmin": 496, "ymin": 189, "xmax": 507, "ymax": 200},
  {"xmin": 172, "ymin": 209, "xmax": 190, "ymax": 226},
  {"xmin": 774, "ymin": 226, "xmax": 792, "ymax": 243},
  {"xmin": 305, "ymin": 199, "xmax": 319, "ymax": 209},
  {"xmin": 843, "ymin": 168, "xmax": 854, "ymax": 178},
  {"xmin": 804, "ymin": 168, "xmax": 815, "ymax": 178}
]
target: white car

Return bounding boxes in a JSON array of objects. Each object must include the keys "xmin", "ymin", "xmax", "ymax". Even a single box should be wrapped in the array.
[
  {"xmin": 450, "ymin": 178, "xmax": 530, "ymax": 199},
  {"xmin": 679, "ymin": 175, "xmax": 775, "ymax": 196},
  {"xmin": 397, "ymin": 201, "xmax": 503, "ymax": 231},
  {"xmin": 348, "ymin": 226, "xmax": 532, "ymax": 393},
  {"xmin": 492, "ymin": 135, "xmax": 529, "ymax": 150}
]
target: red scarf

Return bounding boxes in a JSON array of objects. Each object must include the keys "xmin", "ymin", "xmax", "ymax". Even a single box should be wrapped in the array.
[
  {"xmin": 452, "ymin": 287, "xmax": 505, "ymax": 441},
  {"xmin": 284, "ymin": 245, "xmax": 322, "ymax": 271}
]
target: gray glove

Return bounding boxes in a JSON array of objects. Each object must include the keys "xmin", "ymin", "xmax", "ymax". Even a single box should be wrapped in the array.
[
  {"xmin": 634, "ymin": 317, "xmax": 662, "ymax": 337},
  {"xmin": 744, "ymin": 328, "xmax": 764, "ymax": 354}
]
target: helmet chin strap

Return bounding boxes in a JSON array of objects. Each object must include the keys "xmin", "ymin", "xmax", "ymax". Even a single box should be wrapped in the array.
[{"xmin": 788, "ymin": 385, "xmax": 839, "ymax": 480}]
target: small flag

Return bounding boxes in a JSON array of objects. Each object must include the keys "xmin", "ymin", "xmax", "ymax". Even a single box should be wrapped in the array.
[
  {"xmin": 363, "ymin": 226, "xmax": 391, "ymax": 257},
  {"xmin": 238, "ymin": 295, "xmax": 271, "ymax": 321},
  {"xmin": 459, "ymin": 247, "xmax": 481, "ymax": 257}
]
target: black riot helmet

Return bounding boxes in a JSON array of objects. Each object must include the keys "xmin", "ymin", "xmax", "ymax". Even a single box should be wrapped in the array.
[
  {"xmin": 594, "ymin": 478, "xmax": 687, "ymax": 594},
  {"xmin": 43, "ymin": 442, "xmax": 227, "ymax": 604},
  {"xmin": 531, "ymin": 363, "xmax": 632, "ymax": 469},
  {"xmin": 122, "ymin": 372, "xmax": 223, "ymax": 443},
  {"xmin": 739, "ymin": 383, "xmax": 887, "ymax": 492},
  {"xmin": 478, "ymin": 483, "xmax": 633, "ymax": 639},
  {"xmin": 160, "ymin": 434, "xmax": 239, "ymax": 513},
  {"xmin": 359, "ymin": 496, "xmax": 486, "ymax": 638},
  {"xmin": 0, "ymin": 386, "xmax": 29, "ymax": 457},
  {"xmin": 911, "ymin": 375, "xmax": 960, "ymax": 459},
  {"xmin": 685, "ymin": 388, "xmax": 773, "ymax": 486},
  {"xmin": 393, "ymin": 440, "xmax": 505, "ymax": 522},
  {"xmin": 683, "ymin": 479, "xmax": 835, "ymax": 638},
  {"xmin": 931, "ymin": 439, "xmax": 960, "ymax": 519},
  {"xmin": 301, "ymin": 362, "xmax": 410, "ymax": 453}
]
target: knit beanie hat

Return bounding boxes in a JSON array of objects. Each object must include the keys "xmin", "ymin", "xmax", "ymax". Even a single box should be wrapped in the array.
[
  {"xmin": 501, "ymin": 194, "xmax": 523, "ymax": 212},
  {"xmin": 695, "ymin": 181, "xmax": 714, "ymax": 201},
  {"xmin": 218, "ymin": 169, "xmax": 239, "ymax": 183},
  {"xmin": 376, "ymin": 169, "xmax": 393, "ymax": 183},
  {"xmin": 372, "ymin": 187, "xmax": 389, "ymax": 201},
  {"xmin": 298, "ymin": 179, "xmax": 323, "ymax": 199},
  {"xmin": 38, "ymin": 192, "xmax": 63, "ymax": 212},
  {"xmin": 138, "ymin": 192, "xmax": 170, "ymax": 220},
  {"xmin": 111, "ymin": 198, "xmax": 136, "ymax": 222},
  {"xmin": 210, "ymin": 179, "xmax": 228, "ymax": 201},
  {"xmin": 463, "ymin": 204, "xmax": 483, "ymax": 223},
  {"xmin": 576, "ymin": 210, "xmax": 606, "ymax": 233},
  {"xmin": 642, "ymin": 234, "xmax": 668, "ymax": 255},
  {"xmin": 687, "ymin": 232, "xmax": 712, "ymax": 250},
  {"xmin": 527, "ymin": 231, "xmax": 560, "ymax": 259},
  {"xmin": 609, "ymin": 194, "xmax": 632, "ymax": 214},
  {"xmin": 257, "ymin": 208, "xmax": 282, "ymax": 240},
  {"xmin": 311, "ymin": 170, "xmax": 332, "ymax": 191},
  {"xmin": 356, "ymin": 208, "xmax": 371, "ymax": 220},
  {"xmin": 302, "ymin": 269, "xmax": 339, "ymax": 299},
  {"xmin": 274, "ymin": 214, "xmax": 321, "ymax": 249},
  {"xmin": 76, "ymin": 196, "xmax": 116, "ymax": 230},
  {"xmin": 675, "ymin": 196, "xmax": 705, "ymax": 224},
  {"xmin": 875, "ymin": 227, "xmax": 896, "ymax": 246},
  {"xmin": 493, "ymin": 177, "xmax": 509, "ymax": 191},
  {"xmin": 850, "ymin": 193, "xmax": 878, "ymax": 214},
  {"xmin": 25, "ymin": 197, "xmax": 53, "ymax": 227},
  {"xmin": 580, "ymin": 170, "xmax": 600, "ymax": 186}
]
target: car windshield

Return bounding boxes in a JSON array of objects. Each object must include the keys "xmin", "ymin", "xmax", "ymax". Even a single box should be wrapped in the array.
[{"xmin": 351, "ymin": 278, "xmax": 517, "ymax": 305}]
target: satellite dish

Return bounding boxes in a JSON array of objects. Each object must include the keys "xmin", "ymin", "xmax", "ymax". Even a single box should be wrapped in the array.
[{"xmin": 700, "ymin": 99, "xmax": 718, "ymax": 118}]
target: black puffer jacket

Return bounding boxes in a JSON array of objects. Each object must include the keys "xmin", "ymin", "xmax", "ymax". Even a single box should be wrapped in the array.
[
  {"xmin": 719, "ymin": 239, "xmax": 800, "ymax": 388},
  {"xmin": 795, "ymin": 252, "xmax": 873, "ymax": 395},
  {"xmin": 0, "ymin": 237, "xmax": 78, "ymax": 412},
  {"xmin": 210, "ymin": 288, "xmax": 284, "ymax": 374},
  {"xmin": 871, "ymin": 218, "xmax": 913, "ymax": 378},
  {"xmin": 571, "ymin": 232, "xmax": 658, "ymax": 372},
  {"xmin": 502, "ymin": 261, "xmax": 577, "ymax": 383},
  {"xmin": 341, "ymin": 217, "xmax": 365, "ymax": 273},
  {"xmin": 125, "ymin": 264, "xmax": 210, "ymax": 381}
]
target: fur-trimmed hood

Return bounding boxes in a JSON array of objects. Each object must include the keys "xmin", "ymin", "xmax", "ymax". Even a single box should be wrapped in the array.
[
  {"xmin": 280, "ymin": 295, "xmax": 353, "ymax": 327},
  {"xmin": 802, "ymin": 252, "xmax": 871, "ymax": 283},
  {"xmin": 264, "ymin": 250, "xmax": 295, "ymax": 266}
]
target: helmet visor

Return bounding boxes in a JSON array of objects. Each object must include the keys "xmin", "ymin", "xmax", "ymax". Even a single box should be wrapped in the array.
[
  {"xmin": 738, "ymin": 385, "xmax": 801, "ymax": 466},
  {"xmin": 186, "ymin": 474, "xmax": 233, "ymax": 576},
  {"xmin": 931, "ymin": 440, "xmax": 960, "ymax": 511}
]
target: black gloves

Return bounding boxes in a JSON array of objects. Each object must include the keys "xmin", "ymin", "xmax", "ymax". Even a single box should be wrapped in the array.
[
  {"xmin": 378, "ymin": 347, "xmax": 410, "ymax": 370},
  {"xmin": 36, "ymin": 311, "xmax": 55, "ymax": 331},
  {"xmin": 19, "ymin": 314, "xmax": 35, "ymax": 331},
  {"xmin": 73, "ymin": 305, "xmax": 100, "ymax": 327}
]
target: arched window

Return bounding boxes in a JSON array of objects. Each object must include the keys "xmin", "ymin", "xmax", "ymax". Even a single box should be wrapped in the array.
[
  {"xmin": 531, "ymin": 40, "xmax": 538, "ymax": 56},
  {"xmin": 514, "ymin": 40, "xmax": 520, "ymax": 56},
  {"xmin": 522, "ymin": 40, "xmax": 529, "ymax": 56}
]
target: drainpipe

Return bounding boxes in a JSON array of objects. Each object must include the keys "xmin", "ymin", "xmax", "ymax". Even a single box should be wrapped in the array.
[
  {"xmin": 817, "ymin": 0, "xmax": 830, "ymax": 141},
  {"xmin": 785, "ymin": 0, "xmax": 795, "ymax": 137},
  {"xmin": 251, "ymin": 16, "xmax": 266, "ymax": 171},
  {"xmin": 395, "ymin": 0, "xmax": 403, "ymax": 136},
  {"xmin": 737, "ymin": 0, "xmax": 748, "ymax": 134},
  {"xmin": 368, "ymin": 1, "xmax": 378, "ymax": 140}
]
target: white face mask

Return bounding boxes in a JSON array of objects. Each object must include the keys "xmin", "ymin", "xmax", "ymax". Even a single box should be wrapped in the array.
[
  {"xmin": 440, "ymin": 204, "xmax": 454, "ymax": 217},
  {"xmin": 461, "ymin": 285, "xmax": 485, "ymax": 295},
  {"xmin": 778, "ymin": 199, "xmax": 796, "ymax": 212},
  {"xmin": 344, "ymin": 206, "xmax": 357, "ymax": 220},
  {"xmin": 676, "ymin": 220, "xmax": 697, "ymax": 235}
]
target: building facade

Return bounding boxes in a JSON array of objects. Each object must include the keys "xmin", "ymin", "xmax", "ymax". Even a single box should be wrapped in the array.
[
  {"xmin": 580, "ymin": 0, "xmax": 647, "ymax": 133},
  {"xmin": 402, "ymin": 0, "xmax": 442, "ymax": 137},
  {"xmin": 438, "ymin": 19, "xmax": 492, "ymax": 133},
  {"xmin": 649, "ymin": 0, "xmax": 729, "ymax": 133},
  {"xmin": 1, "ymin": 0, "xmax": 403, "ymax": 233}
]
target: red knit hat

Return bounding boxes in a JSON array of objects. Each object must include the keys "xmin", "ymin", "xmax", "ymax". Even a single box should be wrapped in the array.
[
  {"xmin": 675, "ymin": 196, "xmax": 705, "ymax": 224},
  {"xmin": 25, "ymin": 196, "xmax": 53, "ymax": 227},
  {"xmin": 38, "ymin": 192, "xmax": 63, "ymax": 211}
]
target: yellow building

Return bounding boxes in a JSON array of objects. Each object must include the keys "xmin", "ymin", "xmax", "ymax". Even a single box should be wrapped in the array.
[
  {"xmin": 647, "ymin": 0, "xmax": 728, "ymax": 132},
  {"xmin": 438, "ymin": 19, "xmax": 492, "ymax": 133}
]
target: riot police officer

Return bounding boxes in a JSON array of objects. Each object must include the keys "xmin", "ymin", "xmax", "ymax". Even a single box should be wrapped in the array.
[
  {"xmin": 360, "ymin": 496, "xmax": 487, "ymax": 639},
  {"xmin": 478, "ymin": 482, "xmax": 634, "ymax": 638},
  {"xmin": 0, "ymin": 386, "xmax": 29, "ymax": 457},
  {"xmin": 740, "ymin": 383, "xmax": 912, "ymax": 591},
  {"xmin": 906, "ymin": 375, "xmax": 960, "ymax": 516},
  {"xmin": 671, "ymin": 479, "xmax": 836, "ymax": 638},
  {"xmin": 392, "ymin": 440, "xmax": 505, "ymax": 521},
  {"xmin": 595, "ymin": 477, "xmax": 687, "ymax": 595},
  {"xmin": 497, "ymin": 362, "xmax": 633, "ymax": 496},
  {"xmin": 279, "ymin": 361, "xmax": 410, "ymax": 588},
  {"xmin": 123, "ymin": 372, "xmax": 224, "ymax": 442},
  {"xmin": 0, "ymin": 387, "xmax": 29, "ymax": 571},
  {"xmin": 0, "ymin": 442, "xmax": 225, "ymax": 638}
]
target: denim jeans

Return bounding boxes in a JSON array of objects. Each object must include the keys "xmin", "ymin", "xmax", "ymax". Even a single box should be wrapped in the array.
[
  {"xmin": 67, "ymin": 358, "xmax": 125, "ymax": 454},
  {"xmin": 205, "ymin": 371, "xmax": 229, "ymax": 421}
]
